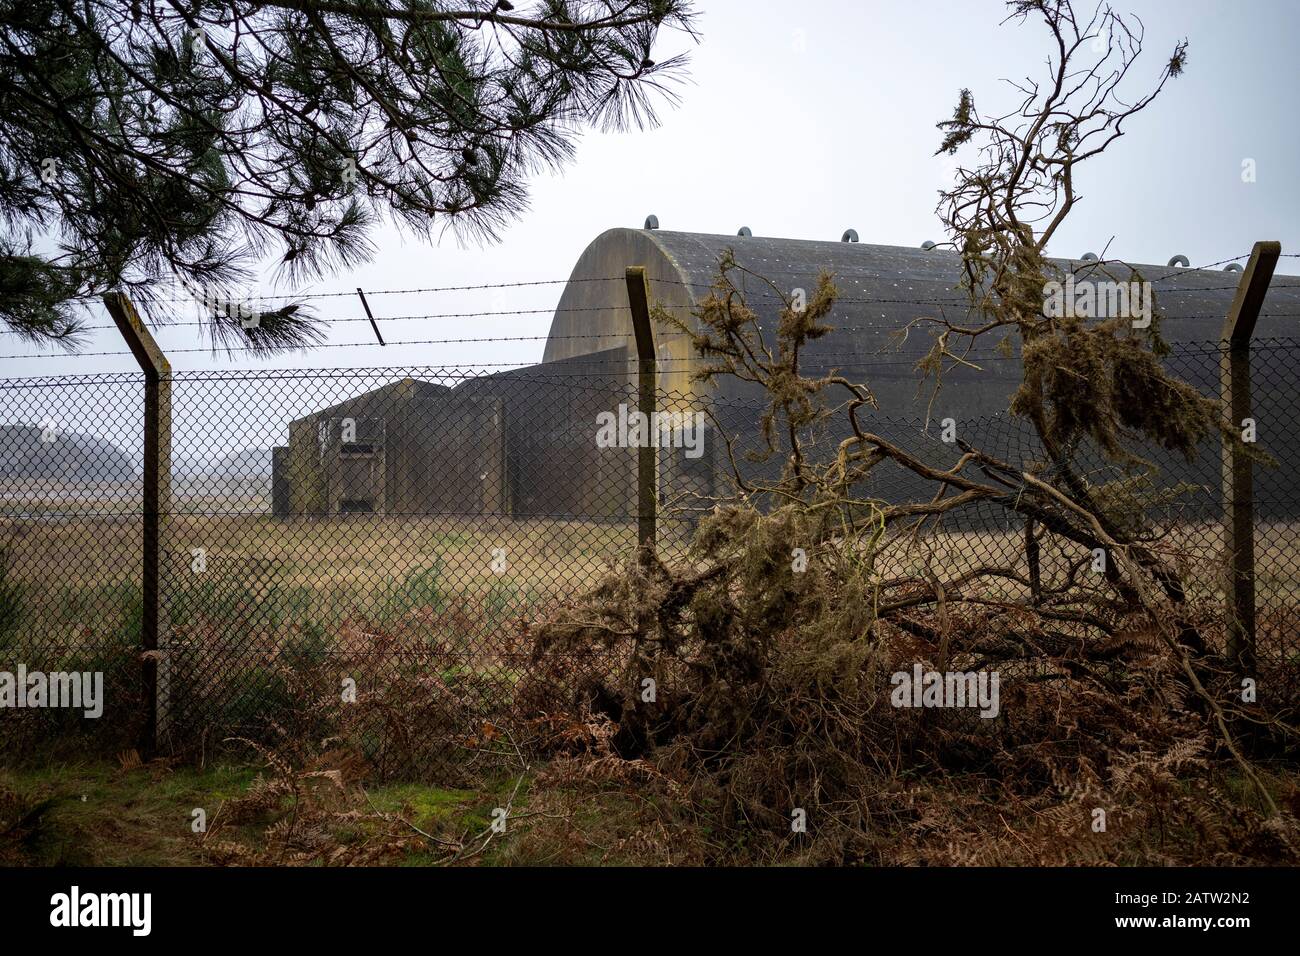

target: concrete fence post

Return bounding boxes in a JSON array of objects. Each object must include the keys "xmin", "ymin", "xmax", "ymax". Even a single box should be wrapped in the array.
[
  {"xmin": 625, "ymin": 266, "xmax": 657, "ymax": 564},
  {"xmin": 102, "ymin": 292, "xmax": 172, "ymax": 756},
  {"xmin": 1219, "ymin": 240, "xmax": 1281, "ymax": 677}
]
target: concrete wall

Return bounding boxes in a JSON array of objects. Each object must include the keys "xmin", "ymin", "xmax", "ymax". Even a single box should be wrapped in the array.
[
  {"xmin": 277, "ymin": 378, "xmax": 505, "ymax": 517},
  {"xmin": 458, "ymin": 347, "xmax": 637, "ymax": 520}
]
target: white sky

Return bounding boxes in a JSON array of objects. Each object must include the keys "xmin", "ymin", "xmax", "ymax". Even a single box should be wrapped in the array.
[{"xmin": 3, "ymin": 0, "xmax": 1297, "ymax": 378}]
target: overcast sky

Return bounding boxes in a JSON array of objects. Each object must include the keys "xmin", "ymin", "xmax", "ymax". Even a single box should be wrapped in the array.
[{"xmin": 3, "ymin": 0, "xmax": 1297, "ymax": 380}]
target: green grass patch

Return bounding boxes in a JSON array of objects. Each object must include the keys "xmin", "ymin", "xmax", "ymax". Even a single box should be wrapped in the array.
[{"xmin": 0, "ymin": 759, "xmax": 526, "ymax": 867}]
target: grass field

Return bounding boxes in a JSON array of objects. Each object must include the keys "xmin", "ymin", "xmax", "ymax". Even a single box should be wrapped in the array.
[
  {"xmin": 3, "ymin": 504, "xmax": 1299, "ymax": 772},
  {"xmin": 5, "ymin": 508, "xmax": 1300, "ymax": 666},
  {"xmin": 0, "ymin": 757, "xmax": 686, "ymax": 866},
  {"xmin": 0, "ymin": 510, "xmax": 650, "ymax": 769}
]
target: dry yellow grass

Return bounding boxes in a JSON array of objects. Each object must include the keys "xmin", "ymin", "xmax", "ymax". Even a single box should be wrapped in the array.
[
  {"xmin": 3, "ymin": 512, "xmax": 635, "ymax": 595},
  {"xmin": 4, "ymin": 507, "xmax": 1298, "ymax": 665}
]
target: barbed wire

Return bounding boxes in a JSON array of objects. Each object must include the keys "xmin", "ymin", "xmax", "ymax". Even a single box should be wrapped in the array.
[
  {"xmin": 51, "ymin": 247, "xmax": 1296, "ymax": 308},
  {"xmin": 4, "ymin": 294, "xmax": 1298, "ymax": 341},
  {"xmin": 0, "ymin": 305, "xmax": 697, "ymax": 336},
  {"xmin": 6, "ymin": 315, "xmax": 1300, "ymax": 361},
  {"xmin": 647, "ymin": 276, "xmax": 1300, "ymax": 300},
  {"xmin": 5, "ymin": 248, "xmax": 1292, "ymax": 360},
  {"xmin": 7, "ymin": 339, "xmax": 1300, "ymax": 369},
  {"xmin": 13, "ymin": 305, "xmax": 1297, "ymax": 340},
  {"xmin": 70, "ymin": 275, "xmax": 626, "ymax": 304}
]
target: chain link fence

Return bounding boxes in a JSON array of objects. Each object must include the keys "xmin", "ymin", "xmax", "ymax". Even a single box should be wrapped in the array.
[{"xmin": 2, "ymin": 339, "xmax": 1298, "ymax": 776}]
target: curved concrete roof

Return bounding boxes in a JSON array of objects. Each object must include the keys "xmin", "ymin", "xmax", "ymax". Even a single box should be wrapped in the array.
[{"xmin": 543, "ymin": 228, "xmax": 1300, "ymax": 416}]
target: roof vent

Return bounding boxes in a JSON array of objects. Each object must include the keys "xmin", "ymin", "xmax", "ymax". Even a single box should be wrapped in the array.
[
  {"xmin": 1167, "ymin": 254, "xmax": 1190, "ymax": 268},
  {"xmin": 644, "ymin": 214, "xmax": 659, "ymax": 230},
  {"xmin": 920, "ymin": 240, "xmax": 937, "ymax": 251},
  {"xmin": 737, "ymin": 226, "xmax": 752, "ymax": 237},
  {"xmin": 1224, "ymin": 262, "xmax": 1244, "ymax": 273},
  {"xmin": 841, "ymin": 229, "xmax": 859, "ymax": 243},
  {"xmin": 1080, "ymin": 252, "xmax": 1099, "ymax": 262}
]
